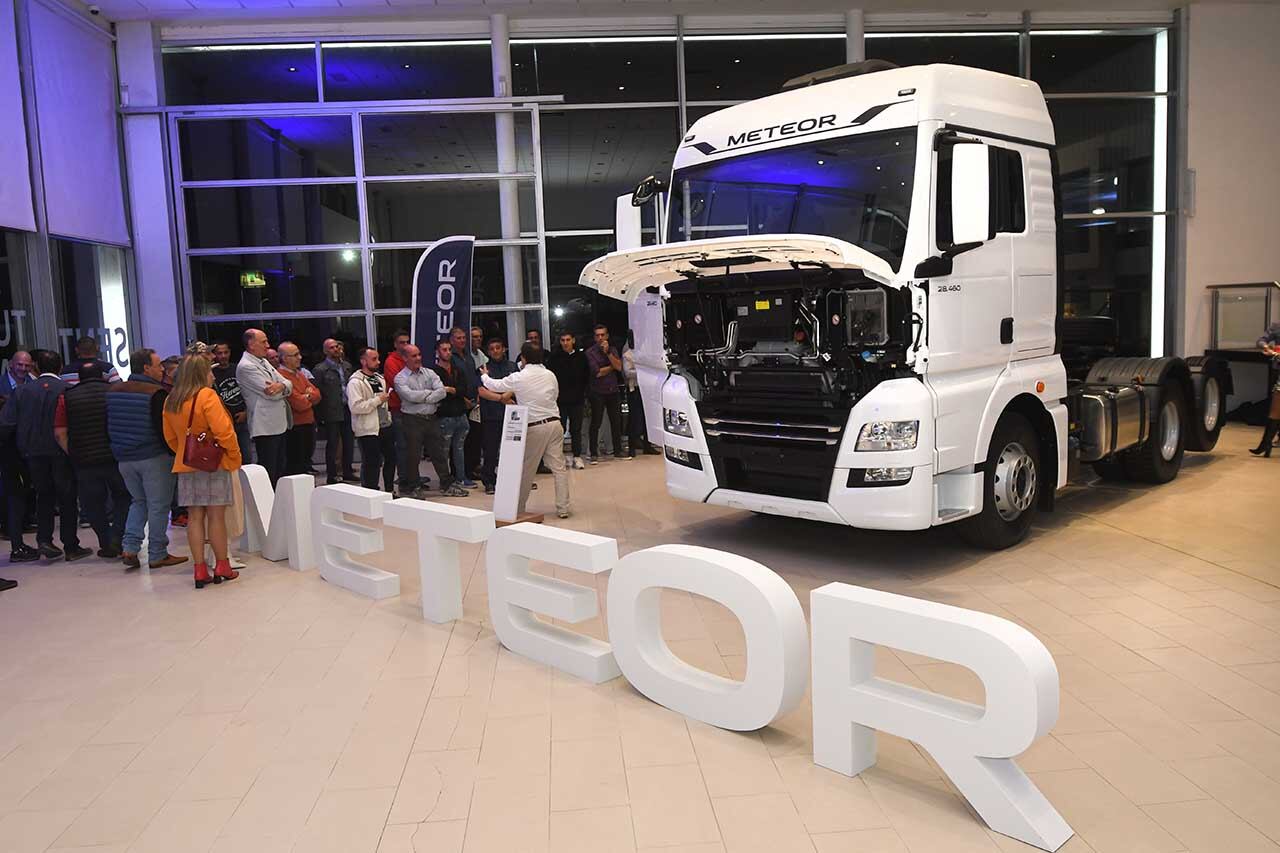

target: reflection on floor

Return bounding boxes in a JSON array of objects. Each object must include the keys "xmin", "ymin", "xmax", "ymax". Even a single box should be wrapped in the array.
[{"xmin": 1, "ymin": 423, "xmax": 1278, "ymax": 853}]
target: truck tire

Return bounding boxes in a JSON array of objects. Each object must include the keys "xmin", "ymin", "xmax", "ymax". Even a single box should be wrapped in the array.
[
  {"xmin": 1123, "ymin": 381, "xmax": 1187, "ymax": 484},
  {"xmin": 960, "ymin": 413, "xmax": 1040, "ymax": 550},
  {"xmin": 1185, "ymin": 356, "xmax": 1229, "ymax": 452}
]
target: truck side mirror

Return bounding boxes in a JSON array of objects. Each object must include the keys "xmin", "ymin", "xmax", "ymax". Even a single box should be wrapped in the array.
[
  {"xmin": 615, "ymin": 194, "xmax": 642, "ymax": 252},
  {"xmin": 950, "ymin": 142, "xmax": 992, "ymax": 247},
  {"xmin": 632, "ymin": 174, "xmax": 666, "ymax": 207}
]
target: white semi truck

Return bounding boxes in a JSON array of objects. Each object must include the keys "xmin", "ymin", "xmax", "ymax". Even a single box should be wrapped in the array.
[{"xmin": 580, "ymin": 61, "xmax": 1230, "ymax": 550}]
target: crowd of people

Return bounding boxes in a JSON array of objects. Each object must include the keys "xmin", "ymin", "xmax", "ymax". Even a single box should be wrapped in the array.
[{"xmin": 0, "ymin": 322, "xmax": 660, "ymax": 593}]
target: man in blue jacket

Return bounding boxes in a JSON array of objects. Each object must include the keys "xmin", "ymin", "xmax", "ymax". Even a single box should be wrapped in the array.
[
  {"xmin": 106, "ymin": 349, "xmax": 186, "ymax": 570},
  {"xmin": 0, "ymin": 349, "xmax": 91, "ymax": 562}
]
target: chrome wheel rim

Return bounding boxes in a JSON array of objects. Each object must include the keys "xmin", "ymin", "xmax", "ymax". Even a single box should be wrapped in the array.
[
  {"xmin": 994, "ymin": 441, "xmax": 1037, "ymax": 522},
  {"xmin": 1203, "ymin": 377, "xmax": 1221, "ymax": 433},
  {"xmin": 1160, "ymin": 399, "xmax": 1181, "ymax": 462}
]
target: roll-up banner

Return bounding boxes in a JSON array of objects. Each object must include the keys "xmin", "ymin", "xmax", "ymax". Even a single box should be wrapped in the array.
[{"xmin": 410, "ymin": 235, "xmax": 475, "ymax": 348}]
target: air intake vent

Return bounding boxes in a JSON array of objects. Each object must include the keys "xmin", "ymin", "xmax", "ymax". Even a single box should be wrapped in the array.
[{"xmin": 781, "ymin": 59, "xmax": 900, "ymax": 92}]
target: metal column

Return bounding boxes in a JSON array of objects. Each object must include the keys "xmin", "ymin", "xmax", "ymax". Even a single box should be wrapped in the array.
[
  {"xmin": 491, "ymin": 13, "xmax": 526, "ymax": 344},
  {"xmin": 845, "ymin": 9, "xmax": 865, "ymax": 63}
]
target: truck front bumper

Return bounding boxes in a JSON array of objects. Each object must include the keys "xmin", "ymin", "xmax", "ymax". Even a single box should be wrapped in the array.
[{"xmin": 662, "ymin": 375, "xmax": 942, "ymax": 531}]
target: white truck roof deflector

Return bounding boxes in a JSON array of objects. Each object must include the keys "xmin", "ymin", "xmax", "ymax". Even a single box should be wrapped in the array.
[{"xmin": 578, "ymin": 235, "xmax": 896, "ymax": 303}]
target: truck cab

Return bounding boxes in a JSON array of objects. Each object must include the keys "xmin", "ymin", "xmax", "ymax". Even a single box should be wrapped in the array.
[{"xmin": 580, "ymin": 62, "xmax": 1227, "ymax": 549}]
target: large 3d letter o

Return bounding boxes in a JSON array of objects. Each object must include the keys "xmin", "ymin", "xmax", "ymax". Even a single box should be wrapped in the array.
[{"xmin": 607, "ymin": 544, "xmax": 808, "ymax": 731}]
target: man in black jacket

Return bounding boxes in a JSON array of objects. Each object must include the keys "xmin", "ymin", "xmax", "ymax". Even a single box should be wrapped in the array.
[
  {"xmin": 313, "ymin": 337, "xmax": 356, "ymax": 484},
  {"xmin": 0, "ymin": 349, "xmax": 91, "ymax": 561},
  {"xmin": 211, "ymin": 341, "xmax": 251, "ymax": 465},
  {"xmin": 54, "ymin": 363, "xmax": 130, "ymax": 557},
  {"xmin": 547, "ymin": 331, "xmax": 590, "ymax": 470}
]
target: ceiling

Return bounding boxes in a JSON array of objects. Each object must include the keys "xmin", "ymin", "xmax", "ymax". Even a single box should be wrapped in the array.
[{"xmin": 81, "ymin": 0, "xmax": 1212, "ymax": 26}]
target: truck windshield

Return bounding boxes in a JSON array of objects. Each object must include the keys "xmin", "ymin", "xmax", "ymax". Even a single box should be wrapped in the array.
[{"xmin": 667, "ymin": 128, "xmax": 916, "ymax": 271}]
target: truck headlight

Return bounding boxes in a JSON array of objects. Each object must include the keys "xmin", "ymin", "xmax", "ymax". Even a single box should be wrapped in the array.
[
  {"xmin": 856, "ymin": 420, "xmax": 919, "ymax": 451},
  {"xmin": 664, "ymin": 408, "xmax": 693, "ymax": 437}
]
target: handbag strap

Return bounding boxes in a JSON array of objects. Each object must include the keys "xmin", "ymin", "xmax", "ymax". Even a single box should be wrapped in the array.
[{"xmin": 186, "ymin": 388, "xmax": 207, "ymax": 434}]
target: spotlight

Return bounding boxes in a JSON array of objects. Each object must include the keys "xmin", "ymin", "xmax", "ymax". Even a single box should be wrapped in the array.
[
  {"xmin": 341, "ymin": 249, "xmax": 357, "ymax": 263},
  {"xmin": 553, "ymin": 306, "xmax": 565, "ymax": 318}
]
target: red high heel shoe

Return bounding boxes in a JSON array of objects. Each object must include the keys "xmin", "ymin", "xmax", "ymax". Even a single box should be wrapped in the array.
[
  {"xmin": 194, "ymin": 563, "xmax": 213, "ymax": 589},
  {"xmin": 213, "ymin": 559, "xmax": 239, "ymax": 584}
]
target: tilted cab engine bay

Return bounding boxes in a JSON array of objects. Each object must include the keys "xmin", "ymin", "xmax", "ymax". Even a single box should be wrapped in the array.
[{"xmin": 663, "ymin": 267, "xmax": 917, "ymax": 501}]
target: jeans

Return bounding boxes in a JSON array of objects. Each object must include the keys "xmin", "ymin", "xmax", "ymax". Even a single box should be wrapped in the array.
[
  {"xmin": 588, "ymin": 392, "xmax": 623, "ymax": 458},
  {"xmin": 27, "ymin": 454, "xmax": 80, "ymax": 549},
  {"xmin": 357, "ymin": 426, "xmax": 396, "ymax": 492},
  {"xmin": 254, "ymin": 432, "xmax": 288, "ymax": 486},
  {"xmin": 234, "ymin": 420, "xmax": 253, "ymax": 465},
  {"xmin": 481, "ymin": 419, "xmax": 502, "ymax": 488},
  {"xmin": 559, "ymin": 401, "xmax": 584, "ymax": 458},
  {"xmin": 465, "ymin": 414, "xmax": 483, "ymax": 477},
  {"xmin": 77, "ymin": 463, "xmax": 130, "ymax": 550},
  {"xmin": 119, "ymin": 454, "xmax": 175, "ymax": 561},
  {"xmin": 286, "ymin": 423, "xmax": 316, "ymax": 476},
  {"xmin": 439, "ymin": 415, "xmax": 470, "ymax": 483},
  {"xmin": 323, "ymin": 412, "xmax": 356, "ymax": 482},
  {"xmin": 401, "ymin": 412, "xmax": 452, "ymax": 492}
]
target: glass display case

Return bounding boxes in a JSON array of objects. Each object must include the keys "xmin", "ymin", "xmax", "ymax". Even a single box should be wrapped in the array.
[{"xmin": 1208, "ymin": 281, "xmax": 1280, "ymax": 350}]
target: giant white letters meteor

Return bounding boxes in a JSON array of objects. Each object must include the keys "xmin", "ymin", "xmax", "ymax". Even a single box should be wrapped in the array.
[
  {"xmin": 608, "ymin": 544, "xmax": 808, "ymax": 731},
  {"xmin": 269, "ymin": 483, "xmax": 1072, "ymax": 851},
  {"xmin": 810, "ymin": 583, "xmax": 1071, "ymax": 851}
]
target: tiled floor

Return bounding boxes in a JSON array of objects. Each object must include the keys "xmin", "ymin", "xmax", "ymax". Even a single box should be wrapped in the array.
[{"xmin": 1, "ymin": 423, "xmax": 1279, "ymax": 853}]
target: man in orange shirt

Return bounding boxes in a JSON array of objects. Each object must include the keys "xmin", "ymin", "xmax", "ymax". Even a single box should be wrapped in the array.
[
  {"xmin": 278, "ymin": 342, "xmax": 320, "ymax": 476},
  {"xmin": 383, "ymin": 328, "xmax": 415, "ymax": 493}
]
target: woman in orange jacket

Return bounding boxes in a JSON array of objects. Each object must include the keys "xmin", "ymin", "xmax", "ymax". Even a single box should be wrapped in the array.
[{"xmin": 162, "ymin": 352, "xmax": 243, "ymax": 588}]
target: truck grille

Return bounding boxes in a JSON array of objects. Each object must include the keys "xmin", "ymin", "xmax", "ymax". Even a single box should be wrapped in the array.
[
  {"xmin": 698, "ymin": 409, "xmax": 847, "ymax": 502},
  {"xmin": 703, "ymin": 417, "xmax": 842, "ymax": 446}
]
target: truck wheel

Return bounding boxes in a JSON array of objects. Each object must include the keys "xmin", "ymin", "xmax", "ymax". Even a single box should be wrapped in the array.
[
  {"xmin": 1123, "ymin": 382, "xmax": 1187, "ymax": 484},
  {"xmin": 1185, "ymin": 356, "xmax": 1228, "ymax": 452},
  {"xmin": 960, "ymin": 413, "xmax": 1040, "ymax": 550}
]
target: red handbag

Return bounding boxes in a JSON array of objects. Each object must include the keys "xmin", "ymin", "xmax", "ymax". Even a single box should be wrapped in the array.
[{"xmin": 182, "ymin": 388, "xmax": 225, "ymax": 473}]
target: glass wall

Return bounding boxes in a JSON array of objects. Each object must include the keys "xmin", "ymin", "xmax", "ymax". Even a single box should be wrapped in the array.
[
  {"xmin": 176, "ymin": 104, "xmax": 546, "ymax": 362},
  {"xmin": 165, "ymin": 25, "xmax": 1173, "ymax": 358},
  {"xmin": 49, "ymin": 239, "xmax": 135, "ymax": 378},
  {"xmin": 0, "ymin": 230, "xmax": 35, "ymax": 377},
  {"xmin": 1035, "ymin": 30, "xmax": 1169, "ymax": 356}
]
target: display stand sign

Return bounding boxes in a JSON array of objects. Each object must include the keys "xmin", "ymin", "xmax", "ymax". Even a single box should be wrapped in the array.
[{"xmin": 493, "ymin": 404, "xmax": 528, "ymax": 523}]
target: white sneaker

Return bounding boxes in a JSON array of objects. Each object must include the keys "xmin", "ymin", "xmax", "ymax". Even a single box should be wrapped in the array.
[
  {"xmin": 573, "ymin": 457, "xmax": 586, "ymax": 470},
  {"xmin": 557, "ymin": 510, "xmax": 571, "ymax": 519},
  {"xmin": 588, "ymin": 457, "xmax": 600, "ymax": 466}
]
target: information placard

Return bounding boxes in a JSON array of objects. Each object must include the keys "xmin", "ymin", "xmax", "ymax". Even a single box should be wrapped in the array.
[{"xmin": 493, "ymin": 405, "xmax": 528, "ymax": 523}]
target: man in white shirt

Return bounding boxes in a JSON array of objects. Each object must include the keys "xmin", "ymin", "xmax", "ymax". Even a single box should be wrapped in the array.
[{"xmin": 480, "ymin": 342, "xmax": 570, "ymax": 519}]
